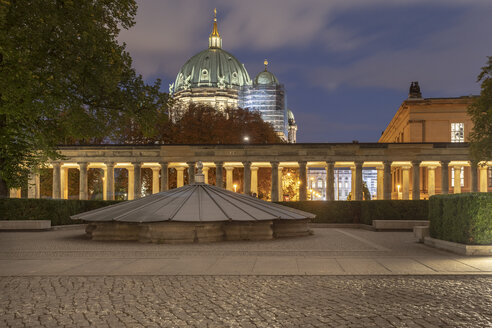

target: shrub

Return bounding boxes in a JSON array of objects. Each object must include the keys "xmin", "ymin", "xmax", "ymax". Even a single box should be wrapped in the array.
[
  {"xmin": 359, "ymin": 200, "xmax": 429, "ymax": 225},
  {"xmin": 0, "ymin": 198, "xmax": 120, "ymax": 226},
  {"xmin": 276, "ymin": 200, "xmax": 429, "ymax": 224},
  {"xmin": 429, "ymin": 193, "xmax": 492, "ymax": 245}
]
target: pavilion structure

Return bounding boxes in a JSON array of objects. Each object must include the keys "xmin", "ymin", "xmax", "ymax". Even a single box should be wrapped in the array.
[{"xmin": 16, "ymin": 143, "xmax": 491, "ymax": 201}]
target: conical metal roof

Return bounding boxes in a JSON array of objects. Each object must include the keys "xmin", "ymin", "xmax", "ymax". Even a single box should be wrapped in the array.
[{"xmin": 71, "ymin": 183, "xmax": 315, "ymax": 223}]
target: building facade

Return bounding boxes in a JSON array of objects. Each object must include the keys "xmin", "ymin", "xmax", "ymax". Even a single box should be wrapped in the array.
[
  {"xmin": 169, "ymin": 10, "xmax": 296, "ymax": 142},
  {"xmin": 379, "ymin": 82, "xmax": 491, "ymax": 198}
]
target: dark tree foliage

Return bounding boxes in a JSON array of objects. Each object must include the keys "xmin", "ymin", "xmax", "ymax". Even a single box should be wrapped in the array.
[
  {"xmin": 0, "ymin": 0, "xmax": 165, "ymax": 196},
  {"xmin": 468, "ymin": 56, "xmax": 492, "ymax": 162}
]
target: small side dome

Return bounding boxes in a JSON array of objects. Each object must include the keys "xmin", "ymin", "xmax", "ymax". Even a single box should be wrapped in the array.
[
  {"xmin": 254, "ymin": 71, "xmax": 279, "ymax": 85},
  {"xmin": 254, "ymin": 59, "xmax": 279, "ymax": 85}
]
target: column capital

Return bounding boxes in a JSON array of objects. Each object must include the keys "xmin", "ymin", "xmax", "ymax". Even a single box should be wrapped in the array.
[
  {"xmin": 131, "ymin": 162, "xmax": 141, "ymax": 167},
  {"xmin": 298, "ymin": 161, "xmax": 307, "ymax": 167},
  {"xmin": 440, "ymin": 160, "xmax": 450, "ymax": 166},
  {"xmin": 242, "ymin": 161, "xmax": 251, "ymax": 167},
  {"xmin": 411, "ymin": 160, "xmax": 422, "ymax": 166},
  {"xmin": 354, "ymin": 161, "xmax": 363, "ymax": 168},
  {"xmin": 52, "ymin": 162, "xmax": 61, "ymax": 168},
  {"xmin": 105, "ymin": 162, "xmax": 115, "ymax": 168},
  {"xmin": 224, "ymin": 166, "xmax": 234, "ymax": 171},
  {"xmin": 383, "ymin": 160, "xmax": 392, "ymax": 166},
  {"xmin": 250, "ymin": 166, "xmax": 259, "ymax": 171},
  {"xmin": 159, "ymin": 161, "xmax": 169, "ymax": 167},
  {"xmin": 401, "ymin": 165, "xmax": 411, "ymax": 170},
  {"xmin": 78, "ymin": 162, "xmax": 88, "ymax": 169},
  {"xmin": 325, "ymin": 161, "xmax": 335, "ymax": 166},
  {"xmin": 151, "ymin": 166, "xmax": 160, "ymax": 172},
  {"xmin": 214, "ymin": 161, "xmax": 224, "ymax": 167},
  {"xmin": 270, "ymin": 161, "xmax": 279, "ymax": 166},
  {"xmin": 175, "ymin": 166, "xmax": 186, "ymax": 171}
]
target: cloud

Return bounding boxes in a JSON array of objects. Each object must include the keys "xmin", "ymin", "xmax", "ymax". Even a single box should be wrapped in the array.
[{"xmin": 119, "ymin": 0, "xmax": 492, "ymax": 95}]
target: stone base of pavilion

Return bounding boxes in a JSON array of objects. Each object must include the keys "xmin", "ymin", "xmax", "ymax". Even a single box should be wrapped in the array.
[{"xmin": 85, "ymin": 219, "xmax": 311, "ymax": 244}]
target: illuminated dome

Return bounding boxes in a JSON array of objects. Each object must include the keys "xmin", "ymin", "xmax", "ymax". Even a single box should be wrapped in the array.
[
  {"xmin": 254, "ymin": 59, "xmax": 279, "ymax": 85},
  {"xmin": 174, "ymin": 48, "xmax": 251, "ymax": 92},
  {"xmin": 173, "ymin": 9, "xmax": 251, "ymax": 93}
]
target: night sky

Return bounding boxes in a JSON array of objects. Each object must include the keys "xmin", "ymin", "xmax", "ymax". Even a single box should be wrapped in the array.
[{"xmin": 119, "ymin": 0, "xmax": 492, "ymax": 143}]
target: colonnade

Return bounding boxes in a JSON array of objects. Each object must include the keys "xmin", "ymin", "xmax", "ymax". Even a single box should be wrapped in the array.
[{"xmin": 18, "ymin": 159, "xmax": 491, "ymax": 201}]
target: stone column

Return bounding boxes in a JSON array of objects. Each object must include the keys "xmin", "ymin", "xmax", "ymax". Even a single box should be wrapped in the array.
[
  {"xmin": 354, "ymin": 161, "xmax": 363, "ymax": 201},
  {"xmin": 28, "ymin": 171, "xmax": 40, "ymax": 199},
  {"xmin": 411, "ymin": 161, "xmax": 421, "ymax": 200},
  {"xmin": 299, "ymin": 161, "xmax": 307, "ymax": 201},
  {"xmin": 470, "ymin": 161, "xmax": 478, "ymax": 192},
  {"xmin": 401, "ymin": 165, "xmax": 410, "ymax": 200},
  {"xmin": 105, "ymin": 162, "xmax": 115, "ymax": 200},
  {"xmin": 128, "ymin": 166, "xmax": 135, "ymax": 200},
  {"xmin": 376, "ymin": 166, "xmax": 384, "ymax": 200},
  {"xmin": 52, "ymin": 163, "xmax": 61, "ymax": 199},
  {"xmin": 60, "ymin": 166, "xmax": 68, "ymax": 199},
  {"xmin": 325, "ymin": 161, "xmax": 335, "ymax": 201},
  {"xmin": 383, "ymin": 161, "xmax": 392, "ymax": 200},
  {"xmin": 428, "ymin": 166, "xmax": 436, "ymax": 196},
  {"xmin": 78, "ymin": 162, "xmax": 88, "ymax": 200},
  {"xmin": 271, "ymin": 161, "xmax": 279, "ymax": 202},
  {"xmin": 243, "ymin": 161, "xmax": 251, "ymax": 195},
  {"xmin": 187, "ymin": 162, "xmax": 195, "ymax": 184},
  {"xmin": 215, "ymin": 162, "xmax": 223, "ymax": 188},
  {"xmin": 479, "ymin": 165, "xmax": 488, "ymax": 192},
  {"xmin": 176, "ymin": 167, "xmax": 185, "ymax": 188},
  {"xmin": 225, "ymin": 166, "xmax": 234, "ymax": 191},
  {"xmin": 160, "ymin": 162, "xmax": 168, "ymax": 192},
  {"xmin": 350, "ymin": 166, "xmax": 356, "ymax": 199},
  {"xmin": 251, "ymin": 167, "xmax": 258, "ymax": 195},
  {"xmin": 152, "ymin": 167, "xmax": 160, "ymax": 194},
  {"xmin": 440, "ymin": 160, "xmax": 449, "ymax": 195},
  {"xmin": 203, "ymin": 167, "xmax": 210, "ymax": 184},
  {"xmin": 453, "ymin": 166, "xmax": 462, "ymax": 194},
  {"xmin": 132, "ymin": 162, "xmax": 141, "ymax": 199}
]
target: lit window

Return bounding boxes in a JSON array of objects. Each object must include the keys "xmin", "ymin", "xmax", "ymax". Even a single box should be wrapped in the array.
[
  {"xmin": 317, "ymin": 179, "xmax": 323, "ymax": 188},
  {"xmin": 451, "ymin": 167, "xmax": 464, "ymax": 187},
  {"xmin": 451, "ymin": 123, "xmax": 464, "ymax": 142}
]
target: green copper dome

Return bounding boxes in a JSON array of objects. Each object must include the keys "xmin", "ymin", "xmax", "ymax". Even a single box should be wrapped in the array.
[
  {"xmin": 254, "ymin": 60, "xmax": 279, "ymax": 85},
  {"xmin": 173, "ymin": 48, "xmax": 252, "ymax": 93}
]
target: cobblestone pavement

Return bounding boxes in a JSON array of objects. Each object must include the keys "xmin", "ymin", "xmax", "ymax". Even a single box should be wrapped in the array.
[{"xmin": 1, "ymin": 276, "xmax": 491, "ymax": 328}]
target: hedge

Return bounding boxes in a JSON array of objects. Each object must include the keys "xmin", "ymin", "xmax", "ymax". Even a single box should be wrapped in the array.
[
  {"xmin": 0, "ymin": 198, "xmax": 120, "ymax": 226},
  {"xmin": 1, "ymin": 198, "xmax": 430, "ymax": 227},
  {"xmin": 429, "ymin": 193, "xmax": 492, "ymax": 245},
  {"xmin": 276, "ymin": 200, "xmax": 429, "ymax": 224}
]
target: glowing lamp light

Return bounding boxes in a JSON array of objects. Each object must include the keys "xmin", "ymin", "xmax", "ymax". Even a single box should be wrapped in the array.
[{"xmin": 233, "ymin": 184, "xmax": 237, "ymax": 192}]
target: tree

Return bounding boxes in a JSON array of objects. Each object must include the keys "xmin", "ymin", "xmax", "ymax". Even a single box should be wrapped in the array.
[
  {"xmin": 0, "ymin": 0, "xmax": 164, "ymax": 197},
  {"xmin": 468, "ymin": 56, "xmax": 492, "ymax": 162},
  {"xmin": 167, "ymin": 104, "xmax": 284, "ymax": 144}
]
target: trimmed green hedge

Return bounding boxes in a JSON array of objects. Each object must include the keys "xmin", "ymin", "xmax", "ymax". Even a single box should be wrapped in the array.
[
  {"xmin": 0, "ymin": 199, "xmax": 120, "ymax": 226},
  {"xmin": 429, "ymin": 193, "xmax": 492, "ymax": 245},
  {"xmin": 276, "ymin": 200, "xmax": 429, "ymax": 224}
]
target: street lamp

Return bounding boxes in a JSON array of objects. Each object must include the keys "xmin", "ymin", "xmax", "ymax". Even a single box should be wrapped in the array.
[
  {"xmin": 243, "ymin": 136, "xmax": 249, "ymax": 143},
  {"xmin": 233, "ymin": 184, "xmax": 237, "ymax": 192}
]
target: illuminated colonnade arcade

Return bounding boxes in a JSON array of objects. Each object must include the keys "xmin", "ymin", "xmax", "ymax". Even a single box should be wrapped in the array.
[{"xmin": 14, "ymin": 143, "xmax": 491, "ymax": 201}]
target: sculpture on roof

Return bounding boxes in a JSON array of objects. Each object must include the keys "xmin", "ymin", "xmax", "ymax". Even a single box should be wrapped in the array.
[{"xmin": 409, "ymin": 81, "xmax": 422, "ymax": 99}]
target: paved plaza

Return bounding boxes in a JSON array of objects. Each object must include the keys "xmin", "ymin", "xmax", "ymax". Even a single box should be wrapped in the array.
[{"xmin": 1, "ymin": 227, "xmax": 491, "ymax": 327}]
